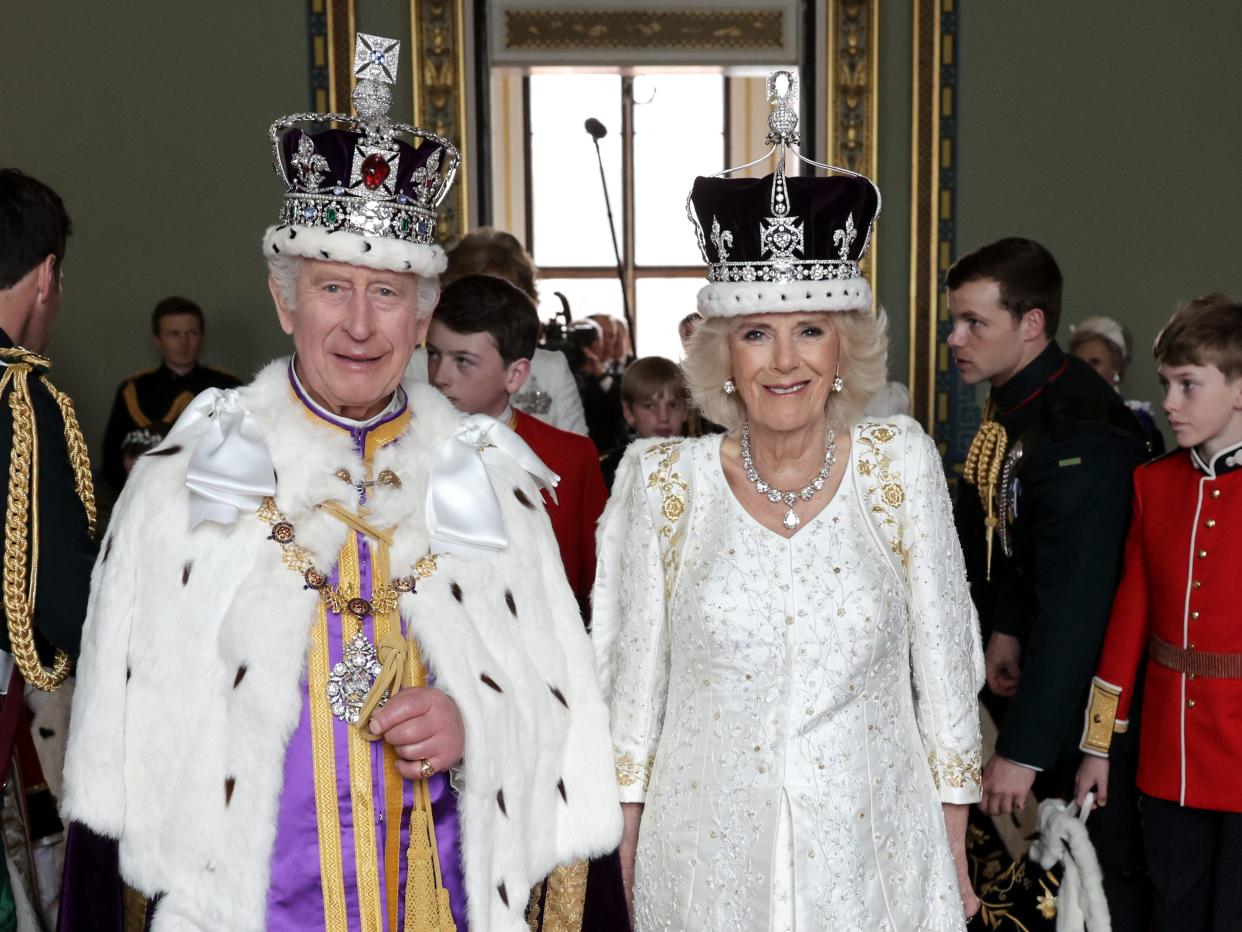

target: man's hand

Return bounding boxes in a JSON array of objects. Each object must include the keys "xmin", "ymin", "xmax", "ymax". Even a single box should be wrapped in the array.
[
  {"xmin": 985, "ymin": 631, "xmax": 1022, "ymax": 698},
  {"xmin": 980, "ymin": 754, "xmax": 1036, "ymax": 817},
  {"xmin": 368, "ymin": 686, "xmax": 465, "ymax": 780},
  {"xmin": 1075, "ymin": 754, "xmax": 1110, "ymax": 809}
]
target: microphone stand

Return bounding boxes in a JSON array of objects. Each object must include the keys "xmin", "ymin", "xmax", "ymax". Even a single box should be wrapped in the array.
[{"xmin": 588, "ymin": 134, "xmax": 636, "ymax": 348}]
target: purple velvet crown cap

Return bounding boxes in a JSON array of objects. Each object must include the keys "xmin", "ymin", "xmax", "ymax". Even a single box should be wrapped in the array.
[
  {"xmin": 277, "ymin": 127, "xmax": 446, "ymax": 207},
  {"xmin": 690, "ymin": 172, "xmax": 879, "ymax": 267}
]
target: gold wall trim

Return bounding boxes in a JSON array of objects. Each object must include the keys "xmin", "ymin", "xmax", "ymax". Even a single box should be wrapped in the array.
[
  {"xmin": 411, "ymin": 0, "xmax": 471, "ymax": 244},
  {"xmin": 503, "ymin": 9, "xmax": 785, "ymax": 50},
  {"xmin": 326, "ymin": 0, "xmax": 356, "ymax": 113},
  {"xmin": 825, "ymin": 0, "xmax": 879, "ymax": 296},
  {"xmin": 908, "ymin": 0, "xmax": 942, "ymax": 433}
]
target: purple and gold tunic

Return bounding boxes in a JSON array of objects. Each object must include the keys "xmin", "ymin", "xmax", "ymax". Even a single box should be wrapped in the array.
[{"xmin": 265, "ymin": 369, "xmax": 467, "ymax": 931}]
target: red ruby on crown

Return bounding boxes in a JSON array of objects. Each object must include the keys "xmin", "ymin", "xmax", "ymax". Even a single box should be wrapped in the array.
[{"xmin": 361, "ymin": 154, "xmax": 390, "ymax": 190}]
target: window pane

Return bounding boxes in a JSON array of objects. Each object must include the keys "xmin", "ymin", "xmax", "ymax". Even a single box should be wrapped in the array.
[
  {"xmin": 635, "ymin": 277, "xmax": 705, "ymax": 362},
  {"xmin": 536, "ymin": 277, "xmax": 626, "ymax": 330},
  {"xmin": 633, "ymin": 74, "xmax": 724, "ymax": 267},
  {"xmin": 529, "ymin": 74, "xmax": 623, "ymax": 268}
]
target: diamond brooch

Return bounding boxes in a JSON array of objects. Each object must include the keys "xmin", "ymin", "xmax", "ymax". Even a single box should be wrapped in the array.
[{"xmin": 327, "ymin": 633, "xmax": 387, "ymax": 724}]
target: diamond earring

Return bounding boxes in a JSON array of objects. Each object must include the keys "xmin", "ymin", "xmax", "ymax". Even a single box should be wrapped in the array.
[
  {"xmin": 723, "ymin": 379, "xmax": 736, "ymax": 395},
  {"xmin": 832, "ymin": 375, "xmax": 845, "ymax": 393}
]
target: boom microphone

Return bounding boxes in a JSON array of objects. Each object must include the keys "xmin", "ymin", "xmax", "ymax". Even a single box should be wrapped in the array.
[{"xmin": 584, "ymin": 117, "xmax": 608, "ymax": 140}]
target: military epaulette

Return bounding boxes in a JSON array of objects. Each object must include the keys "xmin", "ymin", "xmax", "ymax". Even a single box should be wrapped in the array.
[{"xmin": 120, "ymin": 367, "xmax": 158, "ymax": 385}]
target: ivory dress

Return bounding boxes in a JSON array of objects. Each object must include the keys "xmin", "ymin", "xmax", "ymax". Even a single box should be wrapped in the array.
[{"xmin": 593, "ymin": 418, "xmax": 985, "ymax": 931}]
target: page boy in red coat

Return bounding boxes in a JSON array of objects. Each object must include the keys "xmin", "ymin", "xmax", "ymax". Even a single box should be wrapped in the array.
[
  {"xmin": 426, "ymin": 273, "xmax": 608, "ymax": 619},
  {"xmin": 1076, "ymin": 294, "xmax": 1242, "ymax": 932}
]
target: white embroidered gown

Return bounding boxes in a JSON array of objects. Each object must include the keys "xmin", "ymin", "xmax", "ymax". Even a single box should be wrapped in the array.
[{"xmin": 594, "ymin": 421, "xmax": 984, "ymax": 931}]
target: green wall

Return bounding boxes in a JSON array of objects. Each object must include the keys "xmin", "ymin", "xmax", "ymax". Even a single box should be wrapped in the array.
[
  {"xmin": 1, "ymin": 0, "xmax": 307, "ymax": 457},
  {"xmin": 955, "ymin": 3, "xmax": 1242, "ymax": 441}
]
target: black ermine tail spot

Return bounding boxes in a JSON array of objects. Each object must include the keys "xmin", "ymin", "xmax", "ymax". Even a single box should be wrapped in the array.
[
  {"xmin": 225, "ymin": 777, "xmax": 236, "ymax": 805},
  {"xmin": 450, "ymin": 582, "xmax": 463, "ymax": 603},
  {"xmin": 480, "ymin": 673, "xmax": 503, "ymax": 693},
  {"xmin": 182, "ymin": 561, "xmax": 193, "ymax": 585},
  {"xmin": 505, "ymin": 590, "xmax": 517, "ymax": 616},
  {"xmin": 498, "ymin": 882, "xmax": 509, "ymax": 907},
  {"xmin": 234, "ymin": 665, "xmax": 247, "ymax": 688},
  {"xmin": 513, "ymin": 488, "xmax": 535, "ymax": 509},
  {"xmin": 557, "ymin": 778, "xmax": 567, "ymax": 803},
  {"xmin": 496, "ymin": 789, "xmax": 507, "ymax": 816},
  {"xmin": 549, "ymin": 685, "xmax": 568, "ymax": 708}
]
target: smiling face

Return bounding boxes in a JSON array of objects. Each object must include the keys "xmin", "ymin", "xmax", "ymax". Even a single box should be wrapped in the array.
[
  {"xmin": 726, "ymin": 313, "xmax": 840, "ymax": 435},
  {"xmin": 271, "ymin": 259, "xmax": 431, "ymax": 420},
  {"xmin": 425, "ymin": 321, "xmax": 530, "ymax": 419},
  {"xmin": 946, "ymin": 278, "xmax": 1045, "ymax": 387},
  {"xmin": 1159, "ymin": 362, "xmax": 1242, "ymax": 455}
]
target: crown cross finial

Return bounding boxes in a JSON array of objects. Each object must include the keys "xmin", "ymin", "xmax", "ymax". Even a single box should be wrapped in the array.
[
  {"xmin": 354, "ymin": 33, "xmax": 400, "ymax": 84},
  {"xmin": 833, "ymin": 213, "xmax": 857, "ymax": 260},
  {"xmin": 765, "ymin": 70, "xmax": 800, "ymax": 146}
]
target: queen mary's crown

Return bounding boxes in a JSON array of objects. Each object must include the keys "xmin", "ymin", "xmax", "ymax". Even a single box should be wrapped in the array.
[
  {"xmin": 262, "ymin": 33, "xmax": 460, "ymax": 277},
  {"xmin": 687, "ymin": 71, "xmax": 881, "ymax": 318}
]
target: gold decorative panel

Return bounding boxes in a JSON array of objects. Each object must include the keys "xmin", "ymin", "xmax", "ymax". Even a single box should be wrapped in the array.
[
  {"xmin": 825, "ymin": 0, "xmax": 879, "ymax": 292},
  {"xmin": 503, "ymin": 9, "xmax": 785, "ymax": 51}
]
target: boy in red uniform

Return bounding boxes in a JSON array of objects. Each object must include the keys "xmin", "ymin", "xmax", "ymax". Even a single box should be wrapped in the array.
[
  {"xmin": 426, "ymin": 273, "xmax": 608, "ymax": 618},
  {"xmin": 1076, "ymin": 294, "xmax": 1242, "ymax": 932}
]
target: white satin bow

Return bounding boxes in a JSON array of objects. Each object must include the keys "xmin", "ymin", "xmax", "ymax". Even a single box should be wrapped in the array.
[
  {"xmin": 160, "ymin": 388, "xmax": 277, "ymax": 529},
  {"xmin": 426, "ymin": 413, "xmax": 559, "ymax": 559}
]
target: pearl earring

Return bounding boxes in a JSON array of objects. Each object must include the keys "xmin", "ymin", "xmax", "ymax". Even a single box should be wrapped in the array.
[
  {"xmin": 833, "ymin": 375, "xmax": 845, "ymax": 393},
  {"xmin": 723, "ymin": 379, "xmax": 736, "ymax": 395}
]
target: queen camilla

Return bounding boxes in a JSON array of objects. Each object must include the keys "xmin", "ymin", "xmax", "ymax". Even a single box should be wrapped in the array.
[{"xmin": 592, "ymin": 74, "xmax": 985, "ymax": 931}]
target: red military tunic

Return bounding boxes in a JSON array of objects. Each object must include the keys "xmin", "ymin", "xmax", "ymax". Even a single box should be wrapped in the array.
[
  {"xmin": 511, "ymin": 408, "xmax": 608, "ymax": 618},
  {"xmin": 1081, "ymin": 440, "xmax": 1242, "ymax": 811}
]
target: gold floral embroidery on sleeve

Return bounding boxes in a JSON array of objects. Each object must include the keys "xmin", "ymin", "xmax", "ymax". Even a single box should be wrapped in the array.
[
  {"xmin": 927, "ymin": 748, "xmax": 982, "ymax": 790},
  {"xmin": 642, "ymin": 439, "xmax": 690, "ymax": 598},
  {"xmin": 615, "ymin": 749, "xmax": 655, "ymax": 789},
  {"xmin": 855, "ymin": 423, "xmax": 908, "ymax": 568}
]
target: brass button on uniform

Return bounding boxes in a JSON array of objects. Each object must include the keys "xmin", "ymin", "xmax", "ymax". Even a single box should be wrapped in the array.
[
  {"xmin": 1192, "ymin": 611, "xmax": 1200, "ymax": 620},
  {"xmin": 1211, "ymin": 489, "xmax": 1221, "ymax": 499},
  {"xmin": 1187, "ymin": 699, "xmax": 1196, "ymax": 708},
  {"xmin": 1198, "ymin": 549, "xmax": 1208, "ymax": 559},
  {"xmin": 1206, "ymin": 519, "xmax": 1217, "ymax": 528},
  {"xmin": 1194, "ymin": 580, "xmax": 1202, "ymax": 590}
]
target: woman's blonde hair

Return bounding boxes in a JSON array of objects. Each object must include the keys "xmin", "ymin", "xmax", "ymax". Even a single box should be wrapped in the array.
[{"xmin": 681, "ymin": 309, "xmax": 889, "ymax": 433}]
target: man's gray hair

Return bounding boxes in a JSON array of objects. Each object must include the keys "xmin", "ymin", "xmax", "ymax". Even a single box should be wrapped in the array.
[{"xmin": 265, "ymin": 254, "xmax": 440, "ymax": 318}]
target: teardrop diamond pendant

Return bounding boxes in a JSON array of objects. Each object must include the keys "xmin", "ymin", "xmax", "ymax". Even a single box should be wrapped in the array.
[{"xmin": 782, "ymin": 508, "xmax": 801, "ymax": 530}]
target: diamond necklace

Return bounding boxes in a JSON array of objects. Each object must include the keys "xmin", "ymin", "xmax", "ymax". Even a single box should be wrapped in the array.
[{"xmin": 740, "ymin": 421, "xmax": 837, "ymax": 530}]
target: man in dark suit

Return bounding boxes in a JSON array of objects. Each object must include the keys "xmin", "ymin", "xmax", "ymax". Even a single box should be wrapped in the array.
[
  {"xmin": 100, "ymin": 295, "xmax": 240, "ymax": 492},
  {"xmin": 0, "ymin": 168, "xmax": 98, "ymax": 917},
  {"xmin": 946, "ymin": 237, "xmax": 1152, "ymax": 929}
]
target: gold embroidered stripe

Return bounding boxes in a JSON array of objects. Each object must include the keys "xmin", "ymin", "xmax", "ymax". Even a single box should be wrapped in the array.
[
  {"xmin": 341, "ymin": 532, "xmax": 383, "ymax": 932},
  {"xmin": 308, "ymin": 601, "xmax": 349, "ymax": 930}
]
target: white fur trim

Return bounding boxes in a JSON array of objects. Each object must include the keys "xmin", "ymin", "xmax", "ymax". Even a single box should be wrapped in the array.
[
  {"xmin": 697, "ymin": 277, "xmax": 873, "ymax": 317},
  {"xmin": 262, "ymin": 225, "xmax": 448, "ymax": 277}
]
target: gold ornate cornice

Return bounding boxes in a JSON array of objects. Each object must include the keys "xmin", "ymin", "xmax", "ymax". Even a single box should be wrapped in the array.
[{"xmin": 503, "ymin": 9, "xmax": 785, "ymax": 50}]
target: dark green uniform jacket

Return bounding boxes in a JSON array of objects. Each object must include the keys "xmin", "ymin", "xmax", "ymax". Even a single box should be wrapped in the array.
[
  {"xmin": 101, "ymin": 362, "xmax": 241, "ymax": 491},
  {"xmin": 0, "ymin": 328, "xmax": 97, "ymax": 660},
  {"xmin": 954, "ymin": 341, "xmax": 1150, "ymax": 769}
]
